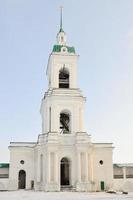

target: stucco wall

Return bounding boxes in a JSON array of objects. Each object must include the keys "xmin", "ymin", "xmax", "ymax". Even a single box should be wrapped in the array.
[
  {"xmin": 8, "ymin": 144, "xmax": 35, "ymax": 190},
  {"xmin": 0, "ymin": 179, "xmax": 9, "ymax": 190},
  {"xmin": 113, "ymin": 179, "xmax": 133, "ymax": 192},
  {"xmin": 92, "ymin": 144, "xmax": 113, "ymax": 191}
]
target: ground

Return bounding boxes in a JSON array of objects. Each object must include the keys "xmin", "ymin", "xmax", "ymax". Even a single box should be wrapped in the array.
[{"xmin": 0, "ymin": 191, "xmax": 133, "ymax": 200}]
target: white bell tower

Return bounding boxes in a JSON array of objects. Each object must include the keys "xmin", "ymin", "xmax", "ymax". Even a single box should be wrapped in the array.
[
  {"xmin": 37, "ymin": 8, "xmax": 92, "ymax": 192},
  {"xmin": 40, "ymin": 8, "xmax": 85, "ymax": 136}
]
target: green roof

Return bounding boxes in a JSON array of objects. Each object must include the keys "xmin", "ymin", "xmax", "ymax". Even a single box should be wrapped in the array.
[
  {"xmin": 53, "ymin": 45, "xmax": 75, "ymax": 54},
  {"xmin": 0, "ymin": 163, "xmax": 9, "ymax": 168}
]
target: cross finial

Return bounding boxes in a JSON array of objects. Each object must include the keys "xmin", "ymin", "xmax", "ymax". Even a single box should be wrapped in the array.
[{"xmin": 60, "ymin": 6, "xmax": 63, "ymax": 32}]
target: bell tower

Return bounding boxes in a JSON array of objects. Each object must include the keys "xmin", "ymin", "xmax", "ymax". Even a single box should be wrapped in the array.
[
  {"xmin": 37, "ymin": 8, "xmax": 92, "ymax": 192},
  {"xmin": 40, "ymin": 8, "xmax": 85, "ymax": 136}
]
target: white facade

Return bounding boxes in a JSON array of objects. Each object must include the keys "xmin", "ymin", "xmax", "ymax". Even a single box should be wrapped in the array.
[{"xmin": 8, "ymin": 23, "xmax": 114, "ymax": 192}]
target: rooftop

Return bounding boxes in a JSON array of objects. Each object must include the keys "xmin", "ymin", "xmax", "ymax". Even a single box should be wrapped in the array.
[
  {"xmin": 114, "ymin": 163, "xmax": 133, "ymax": 167},
  {"xmin": 53, "ymin": 45, "xmax": 75, "ymax": 54},
  {"xmin": 0, "ymin": 163, "xmax": 9, "ymax": 168}
]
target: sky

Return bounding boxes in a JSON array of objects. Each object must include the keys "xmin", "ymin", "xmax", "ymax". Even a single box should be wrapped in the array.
[{"xmin": 0, "ymin": 0, "xmax": 133, "ymax": 163}]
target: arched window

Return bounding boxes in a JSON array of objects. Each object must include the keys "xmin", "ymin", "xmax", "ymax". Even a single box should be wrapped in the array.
[
  {"xmin": 59, "ymin": 67, "xmax": 69, "ymax": 88},
  {"xmin": 60, "ymin": 112, "xmax": 70, "ymax": 134}
]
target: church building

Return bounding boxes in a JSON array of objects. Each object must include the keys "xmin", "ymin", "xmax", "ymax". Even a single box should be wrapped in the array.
[{"xmin": 8, "ymin": 11, "xmax": 114, "ymax": 192}]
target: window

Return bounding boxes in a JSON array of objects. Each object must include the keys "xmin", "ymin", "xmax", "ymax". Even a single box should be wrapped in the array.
[
  {"xmin": 61, "ymin": 47, "xmax": 67, "ymax": 53},
  {"xmin": 60, "ymin": 112, "xmax": 70, "ymax": 134},
  {"xmin": 59, "ymin": 67, "xmax": 69, "ymax": 88},
  {"xmin": 20, "ymin": 160, "xmax": 24, "ymax": 164},
  {"xmin": 99, "ymin": 160, "xmax": 103, "ymax": 165}
]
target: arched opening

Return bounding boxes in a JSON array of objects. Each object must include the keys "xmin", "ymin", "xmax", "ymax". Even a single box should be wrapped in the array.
[
  {"xmin": 59, "ymin": 68, "xmax": 69, "ymax": 88},
  {"xmin": 60, "ymin": 158, "xmax": 70, "ymax": 186},
  {"xmin": 18, "ymin": 170, "xmax": 26, "ymax": 189},
  {"xmin": 60, "ymin": 112, "xmax": 70, "ymax": 134}
]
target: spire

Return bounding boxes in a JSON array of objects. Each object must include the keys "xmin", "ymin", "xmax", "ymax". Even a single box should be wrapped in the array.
[
  {"xmin": 60, "ymin": 6, "xmax": 63, "ymax": 32},
  {"xmin": 53, "ymin": 7, "xmax": 76, "ymax": 53},
  {"xmin": 56, "ymin": 6, "xmax": 66, "ymax": 45}
]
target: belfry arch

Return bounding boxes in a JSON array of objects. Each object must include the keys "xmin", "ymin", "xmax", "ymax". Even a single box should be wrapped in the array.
[
  {"xmin": 60, "ymin": 111, "xmax": 71, "ymax": 134},
  {"xmin": 59, "ymin": 67, "xmax": 69, "ymax": 88}
]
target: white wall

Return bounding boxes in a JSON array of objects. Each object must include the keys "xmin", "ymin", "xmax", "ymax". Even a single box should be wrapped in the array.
[
  {"xmin": 113, "ymin": 178, "xmax": 133, "ymax": 192},
  {"xmin": 0, "ymin": 179, "xmax": 9, "ymax": 190},
  {"xmin": 8, "ymin": 144, "xmax": 35, "ymax": 190},
  {"xmin": 92, "ymin": 144, "xmax": 113, "ymax": 191}
]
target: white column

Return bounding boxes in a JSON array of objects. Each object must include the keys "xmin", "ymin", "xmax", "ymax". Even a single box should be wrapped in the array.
[
  {"xmin": 88, "ymin": 154, "xmax": 91, "ymax": 181},
  {"xmin": 49, "ymin": 107, "xmax": 51, "ymax": 132},
  {"xmin": 47, "ymin": 152, "xmax": 50, "ymax": 183},
  {"xmin": 50, "ymin": 152, "xmax": 55, "ymax": 182},
  {"xmin": 90, "ymin": 154, "xmax": 94, "ymax": 182},
  {"xmin": 78, "ymin": 152, "xmax": 81, "ymax": 182},
  {"xmin": 55, "ymin": 153, "xmax": 58, "ymax": 183},
  {"xmin": 51, "ymin": 105, "xmax": 58, "ymax": 132},
  {"xmin": 85, "ymin": 152, "xmax": 88, "ymax": 182},
  {"xmin": 51, "ymin": 105, "xmax": 53, "ymax": 132},
  {"xmin": 43, "ymin": 154, "xmax": 45, "ymax": 183},
  {"xmin": 37, "ymin": 154, "xmax": 40, "ymax": 182},
  {"xmin": 45, "ymin": 106, "xmax": 49, "ymax": 133},
  {"xmin": 123, "ymin": 167, "xmax": 126, "ymax": 181},
  {"xmin": 79, "ymin": 108, "xmax": 84, "ymax": 132},
  {"xmin": 40, "ymin": 154, "xmax": 43, "ymax": 182}
]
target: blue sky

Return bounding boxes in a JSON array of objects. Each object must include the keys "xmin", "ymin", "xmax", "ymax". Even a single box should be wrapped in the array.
[{"xmin": 0, "ymin": 0, "xmax": 133, "ymax": 163}]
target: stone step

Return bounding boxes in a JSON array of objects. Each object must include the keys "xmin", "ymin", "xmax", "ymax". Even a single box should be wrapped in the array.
[{"xmin": 61, "ymin": 185, "xmax": 76, "ymax": 192}]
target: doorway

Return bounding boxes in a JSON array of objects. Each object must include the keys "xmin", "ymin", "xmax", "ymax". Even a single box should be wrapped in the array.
[
  {"xmin": 100, "ymin": 181, "xmax": 105, "ymax": 191},
  {"xmin": 60, "ymin": 158, "xmax": 70, "ymax": 186},
  {"xmin": 18, "ymin": 170, "xmax": 26, "ymax": 189}
]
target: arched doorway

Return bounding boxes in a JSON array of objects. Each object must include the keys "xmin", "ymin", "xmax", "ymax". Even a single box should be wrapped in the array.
[
  {"xmin": 60, "ymin": 158, "xmax": 70, "ymax": 186},
  {"xmin": 18, "ymin": 170, "xmax": 26, "ymax": 189}
]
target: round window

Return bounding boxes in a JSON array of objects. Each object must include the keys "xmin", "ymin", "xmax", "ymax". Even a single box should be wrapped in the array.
[
  {"xmin": 99, "ymin": 160, "xmax": 103, "ymax": 165},
  {"xmin": 62, "ymin": 47, "xmax": 67, "ymax": 52},
  {"xmin": 20, "ymin": 160, "xmax": 24, "ymax": 164}
]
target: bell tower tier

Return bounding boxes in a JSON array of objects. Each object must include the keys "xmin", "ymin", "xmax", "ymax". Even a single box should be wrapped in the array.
[
  {"xmin": 46, "ymin": 52, "xmax": 78, "ymax": 89},
  {"xmin": 41, "ymin": 48, "xmax": 85, "ymax": 135},
  {"xmin": 41, "ymin": 88, "xmax": 86, "ymax": 134}
]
